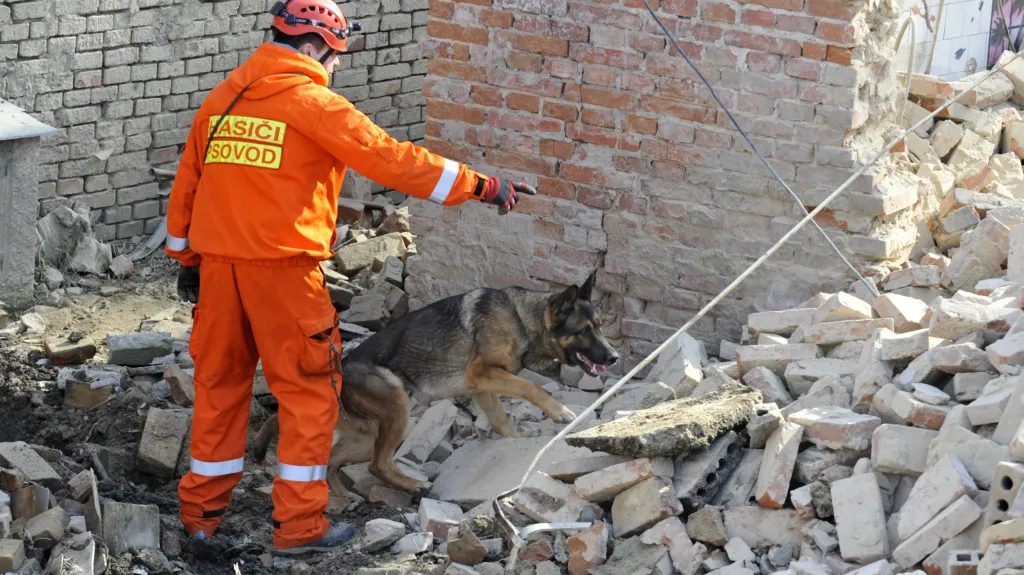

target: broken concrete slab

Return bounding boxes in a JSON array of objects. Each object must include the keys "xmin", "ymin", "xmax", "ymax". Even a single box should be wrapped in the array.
[
  {"xmin": 784, "ymin": 359, "xmax": 859, "ymax": 397},
  {"xmin": 0, "ymin": 539, "xmax": 25, "ymax": 572},
  {"xmin": 105, "ymin": 332, "xmax": 173, "ymax": 366},
  {"xmin": 0, "ymin": 442, "xmax": 61, "ymax": 491},
  {"xmin": 102, "ymin": 502, "xmax": 160, "ymax": 555},
  {"xmin": 24, "ymin": 506, "xmax": 64, "ymax": 550},
  {"xmin": 873, "ymin": 294, "xmax": 929, "ymax": 333},
  {"xmin": 565, "ymin": 383, "xmax": 761, "ymax": 458},
  {"xmin": 742, "ymin": 367, "xmax": 794, "ymax": 407},
  {"xmin": 832, "ymin": 473, "xmax": 889, "ymax": 564},
  {"xmin": 136, "ymin": 408, "xmax": 190, "ymax": 479},
  {"xmin": 871, "ymin": 424, "xmax": 938, "ymax": 476},
  {"xmin": 429, "ymin": 437, "xmax": 597, "ymax": 507}
]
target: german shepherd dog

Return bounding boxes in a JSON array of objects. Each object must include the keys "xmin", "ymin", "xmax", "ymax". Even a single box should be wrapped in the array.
[{"xmin": 251, "ymin": 271, "xmax": 619, "ymax": 506}]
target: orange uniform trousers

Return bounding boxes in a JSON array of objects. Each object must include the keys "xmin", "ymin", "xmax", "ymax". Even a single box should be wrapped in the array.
[{"xmin": 178, "ymin": 255, "xmax": 342, "ymax": 549}]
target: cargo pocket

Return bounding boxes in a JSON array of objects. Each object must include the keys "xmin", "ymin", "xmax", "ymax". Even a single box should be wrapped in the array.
[{"xmin": 297, "ymin": 313, "xmax": 340, "ymax": 377}]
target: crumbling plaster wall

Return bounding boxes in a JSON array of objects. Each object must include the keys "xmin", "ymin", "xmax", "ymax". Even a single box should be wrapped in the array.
[
  {"xmin": 409, "ymin": 0, "xmax": 924, "ymax": 371},
  {"xmin": 0, "ymin": 0, "xmax": 428, "ymax": 241}
]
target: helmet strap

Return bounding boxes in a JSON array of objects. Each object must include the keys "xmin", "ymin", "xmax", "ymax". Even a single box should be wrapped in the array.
[{"xmin": 318, "ymin": 47, "xmax": 336, "ymax": 67}]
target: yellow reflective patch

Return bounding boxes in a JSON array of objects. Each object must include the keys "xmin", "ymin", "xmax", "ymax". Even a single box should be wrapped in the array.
[
  {"xmin": 208, "ymin": 115, "xmax": 287, "ymax": 146},
  {"xmin": 205, "ymin": 141, "xmax": 283, "ymax": 170}
]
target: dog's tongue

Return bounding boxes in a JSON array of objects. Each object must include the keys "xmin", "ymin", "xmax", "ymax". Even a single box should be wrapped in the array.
[{"xmin": 595, "ymin": 365, "xmax": 606, "ymax": 374}]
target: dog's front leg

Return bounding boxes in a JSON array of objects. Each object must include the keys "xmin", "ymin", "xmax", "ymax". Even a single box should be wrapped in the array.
[
  {"xmin": 467, "ymin": 358, "xmax": 577, "ymax": 424},
  {"xmin": 472, "ymin": 392, "xmax": 521, "ymax": 438}
]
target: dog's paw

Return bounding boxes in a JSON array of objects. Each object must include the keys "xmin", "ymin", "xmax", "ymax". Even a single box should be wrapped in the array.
[{"xmin": 550, "ymin": 404, "xmax": 577, "ymax": 424}]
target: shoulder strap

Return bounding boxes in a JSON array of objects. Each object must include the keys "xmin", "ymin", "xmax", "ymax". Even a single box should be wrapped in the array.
[{"xmin": 202, "ymin": 71, "xmax": 307, "ymax": 164}]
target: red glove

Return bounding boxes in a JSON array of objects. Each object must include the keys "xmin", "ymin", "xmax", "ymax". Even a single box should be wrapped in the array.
[{"xmin": 476, "ymin": 176, "xmax": 537, "ymax": 215}]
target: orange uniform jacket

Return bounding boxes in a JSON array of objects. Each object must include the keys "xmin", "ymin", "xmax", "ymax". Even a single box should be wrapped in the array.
[{"xmin": 165, "ymin": 42, "xmax": 486, "ymax": 266}]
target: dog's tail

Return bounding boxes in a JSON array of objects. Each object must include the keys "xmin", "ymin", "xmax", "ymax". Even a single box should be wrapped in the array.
[{"xmin": 251, "ymin": 412, "xmax": 279, "ymax": 464}]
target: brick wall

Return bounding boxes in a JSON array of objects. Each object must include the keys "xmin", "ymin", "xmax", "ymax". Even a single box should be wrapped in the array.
[
  {"xmin": 408, "ymin": 0, "xmax": 912, "ymax": 371},
  {"xmin": 0, "ymin": 0, "xmax": 427, "ymax": 240}
]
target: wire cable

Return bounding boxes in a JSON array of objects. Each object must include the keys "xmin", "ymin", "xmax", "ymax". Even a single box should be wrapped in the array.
[
  {"xmin": 495, "ymin": 48, "xmax": 1024, "ymax": 574},
  {"xmin": 641, "ymin": 0, "xmax": 880, "ymax": 298}
]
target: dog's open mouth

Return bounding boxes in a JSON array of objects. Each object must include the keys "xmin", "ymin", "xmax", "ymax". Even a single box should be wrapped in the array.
[{"xmin": 576, "ymin": 351, "xmax": 606, "ymax": 377}]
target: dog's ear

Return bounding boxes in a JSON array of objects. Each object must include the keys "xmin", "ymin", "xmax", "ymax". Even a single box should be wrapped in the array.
[
  {"xmin": 548, "ymin": 284, "xmax": 579, "ymax": 320},
  {"xmin": 578, "ymin": 271, "xmax": 597, "ymax": 301}
]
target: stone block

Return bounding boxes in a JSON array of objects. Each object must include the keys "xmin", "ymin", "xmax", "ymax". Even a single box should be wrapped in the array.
[
  {"xmin": 784, "ymin": 359, "xmax": 859, "ymax": 396},
  {"xmin": 568, "ymin": 523, "xmax": 609, "ymax": 575},
  {"xmin": 672, "ymin": 431, "xmax": 745, "ymax": 510},
  {"xmin": 978, "ymin": 542, "xmax": 1024, "ymax": 575},
  {"xmin": 688, "ymin": 505, "xmax": 729, "ymax": 546},
  {"xmin": 647, "ymin": 332, "xmax": 705, "ymax": 394},
  {"xmin": 927, "ymin": 426, "xmax": 1008, "ymax": 489},
  {"xmin": 710, "ymin": 448, "xmax": 764, "ymax": 508},
  {"xmin": 747, "ymin": 404, "xmax": 783, "ymax": 449},
  {"xmin": 24, "ymin": 507, "xmax": 64, "ymax": 550},
  {"xmin": 896, "ymin": 454, "xmax": 977, "ymax": 543},
  {"xmin": 756, "ymin": 421, "xmax": 803, "ymax": 509},
  {"xmin": 575, "ymin": 458, "xmax": 660, "ymax": 503},
  {"xmin": 813, "ymin": 293, "xmax": 874, "ymax": 324},
  {"xmin": 163, "ymin": 364, "xmax": 194, "ymax": 407},
  {"xmin": 0, "ymin": 442, "xmax": 61, "ymax": 491},
  {"xmin": 795, "ymin": 447, "xmax": 863, "ymax": 484},
  {"xmin": 398, "ymin": 400, "xmax": 458, "ymax": 464},
  {"xmin": 334, "ymin": 233, "xmax": 406, "ymax": 274},
  {"xmin": 419, "ymin": 498, "xmax": 463, "ymax": 540},
  {"xmin": 722, "ymin": 506, "xmax": 810, "ymax": 548},
  {"xmin": 885, "ymin": 266, "xmax": 943, "ymax": 290},
  {"xmin": 742, "ymin": 367, "xmax": 794, "ymax": 406},
  {"xmin": 788, "ymin": 407, "xmax": 881, "ymax": 451},
  {"xmin": 136, "ymin": 407, "xmax": 189, "ymax": 479},
  {"xmin": 934, "ymin": 343, "xmax": 995, "ymax": 373},
  {"xmin": 748, "ymin": 309, "xmax": 816, "ymax": 336},
  {"xmin": 952, "ymin": 372, "xmax": 997, "ymax": 401},
  {"xmin": 736, "ymin": 345, "xmax": 823, "ymax": 377},
  {"xmin": 988, "ymin": 333, "xmax": 1024, "ymax": 375},
  {"xmin": 966, "ymin": 387, "xmax": 1013, "ymax": 425},
  {"xmin": 994, "ymin": 375, "xmax": 1024, "ymax": 445},
  {"xmin": 871, "ymin": 424, "xmax": 938, "ymax": 475},
  {"xmin": 611, "ymin": 476, "xmax": 684, "ymax": 538},
  {"xmin": 891, "ymin": 494, "xmax": 982, "ymax": 569},
  {"xmin": 0, "ymin": 540, "xmax": 25, "ymax": 572},
  {"xmin": 792, "ymin": 484, "xmax": 815, "ymax": 519},
  {"xmin": 981, "ymin": 517, "xmax": 1024, "ymax": 553},
  {"xmin": 931, "ymin": 120, "xmax": 964, "ymax": 157},
  {"xmin": 854, "ymin": 330, "xmax": 895, "ymax": 410},
  {"xmin": 877, "ymin": 328, "xmax": 932, "ymax": 361},
  {"xmin": 104, "ymin": 331, "xmax": 172, "ymax": 366},
  {"xmin": 942, "ymin": 217, "xmax": 1011, "ymax": 293},
  {"xmin": 873, "ymin": 294, "xmax": 929, "ymax": 333},
  {"xmin": 545, "ymin": 454, "xmax": 635, "ymax": 481},
  {"xmin": 890, "ymin": 389, "xmax": 950, "ymax": 429},
  {"xmin": 799, "ymin": 319, "xmax": 896, "ymax": 346},
  {"xmin": 1010, "ymin": 224, "xmax": 1024, "ymax": 284},
  {"xmin": 928, "ymin": 297, "xmax": 1021, "ymax": 342},
  {"xmin": 102, "ymin": 502, "xmax": 160, "ymax": 554},
  {"xmin": 832, "ymin": 473, "xmax": 889, "ymax": 564}
]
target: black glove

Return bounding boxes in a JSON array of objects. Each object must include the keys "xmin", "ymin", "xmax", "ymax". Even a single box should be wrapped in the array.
[
  {"xmin": 177, "ymin": 265, "xmax": 200, "ymax": 304},
  {"xmin": 476, "ymin": 176, "xmax": 537, "ymax": 215}
]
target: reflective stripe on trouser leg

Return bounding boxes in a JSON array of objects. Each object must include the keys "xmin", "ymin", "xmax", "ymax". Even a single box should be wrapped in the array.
[
  {"xmin": 235, "ymin": 262, "xmax": 340, "ymax": 550},
  {"xmin": 178, "ymin": 261, "xmax": 260, "ymax": 538}
]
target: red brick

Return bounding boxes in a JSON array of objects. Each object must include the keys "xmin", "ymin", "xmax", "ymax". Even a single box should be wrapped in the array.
[
  {"xmin": 581, "ymin": 86, "xmax": 633, "ymax": 109},
  {"xmin": 826, "ymin": 45, "xmax": 852, "ymax": 65},
  {"xmin": 803, "ymin": 41, "xmax": 827, "ymax": 60},
  {"xmin": 487, "ymin": 68, "xmax": 563, "ymax": 97},
  {"xmin": 725, "ymin": 30, "xmax": 801, "ymax": 57},
  {"xmin": 554, "ymin": 245, "xmax": 601, "ymax": 267},
  {"xmin": 543, "ymin": 101, "xmax": 580, "ymax": 122},
  {"xmin": 540, "ymin": 139, "xmax": 576, "ymax": 159},
  {"xmin": 618, "ymin": 194, "xmax": 649, "ymax": 214},
  {"xmin": 582, "ymin": 66, "xmax": 618, "ymax": 86},
  {"xmin": 618, "ymin": 134, "xmax": 641, "ymax": 152},
  {"xmin": 429, "ymin": 0, "xmax": 455, "ymax": 18},
  {"xmin": 453, "ymin": 44, "xmax": 471, "ymax": 60},
  {"xmin": 428, "ymin": 60, "xmax": 487, "ymax": 82},
  {"xmin": 697, "ymin": 128, "xmax": 733, "ymax": 149},
  {"xmin": 480, "ymin": 9, "xmax": 513, "ymax": 27},
  {"xmin": 662, "ymin": 0, "xmax": 697, "ymax": 16},
  {"xmin": 501, "ymin": 133, "xmax": 537, "ymax": 154},
  {"xmin": 692, "ymin": 23, "xmax": 725, "ymax": 43},
  {"xmin": 568, "ymin": 3, "xmax": 642, "ymax": 29},
  {"xmin": 701, "ymin": 1, "xmax": 737, "ymax": 21},
  {"xmin": 625, "ymin": 74, "xmax": 657, "ymax": 93},
  {"xmin": 488, "ymin": 110, "xmax": 563, "ymax": 132},
  {"xmin": 626, "ymin": 115, "xmax": 658, "ymax": 135},
  {"xmin": 737, "ymin": 93, "xmax": 775, "ymax": 115},
  {"xmin": 807, "ymin": 0, "xmax": 862, "ymax": 20},
  {"xmin": 614, "ymin": 156, "xmax": 648, "ymax": 174},
  {"xmin": 817, "ymin": 22, "xmax": 855, "ymax": 43},
  {"xmin": 659, "ymin": 79, "xmax": 695, "ymax": 102},
  {"xmin": 560, "ymin": 163, "xmax": 622, "ymax": 188},
  {"xmin": 465, "ymin": 126, "xmax": 500, "ymax": 147},
  {"xmin": 640, "ymin": 95, "xmax": 717, "ymax": 124},
  {"xmin": 551, "ymin": 21, "xmax": 590, "ymax": 41},
  {"xmin": 564, "ymin": 82, "xmax": 581, "ymax": 102},
  {"xmin": 427, "ymin": 21, "xmax": 490, "ymax": 45},
  {"xmin": 704, "ymin": 46, "xmax": 739, "ymax": 67},
  {"xmin": 507, "ymin": 92, "xmax": 541, "ymax": 113},
  {"xmin": 487, "ymin": 149, "xmax": 557, "ymax": 177},
  {"xmin": 623, "ymin": 0, "xmax": 660, "ymax": 10},
  {"xmin": 534, "ymin": 244, "xmax": 550, "ymax": 258},
  {"xmin": 425, "ymin": 121, "xmax": 441, "ymax": 138},
  {"xmin": 511, "ymin": 33, "xmax": 570, "ymax": 57},
  {"xmin": 640, "ymin": 139, "xmax": 714, "ymax": 167},
  {"xmin": 742, "ymin": 8, "xmax": 776, "ymax": 27},
  {"xmin": 629, "ymin": 33, "xmax": 666, "ymax": 53},
  {"xmin": 567, "ymin": 124, "xmax": 620, "ymax": 148},
  {"xmin": 515, "ymin": 195, "xmax": 556, "ymax": 217},
  {"xmin": 604, "ymin": 213, "xmax": 642, "ymax": 236},
  {"xmin": 471, "ymin": 85, "xmax": 503, "ymax": 107},
  {"xmin": 578, "ymin": 187, "xmax": 616, "ymax": 209},
  {"xmin": 581, "ymin": 107, "xmax": 617, "ymax": 128},
  {"xmin": 534, "ymin": 219, "xmax": 565, "ymax": 241},
  {"xmin": 736, "ymin": 0, "xmax": 802, "ymax": 9},
  {"xmin": 778, "ymin": 14, "xmax": 816, "ymax": 33},
  {"xmin": 537, "ymin": 176, "xmax": 577, "ymax": 200},
  {"xmin": 570, "ymin": 44, "xmax": 642, "ymax": 68},
  {"xmin": 658, "ymin": 121, "xmax": 695, "ymax": 143},
  {"xmin": 508, "ymin": 51, "xmax": 543, "ymax": 72},
  {"xmin": 547, "ymin": 59, "xmax": 578, "ymax": 78},
  {"xmin": 746, "ymin": 52, "xmax": 781, "ymax": 74},
  {"xmin": 427, "ymin": 100, "xmax": 486, "ymax": 125},
  {"xmin": 785, "ymin": 57, "xmax": 820, "ymax": 80},
  {"xmin": 454, "ymin": 0, "xmax": 492, "ymax": 6},
  {"xmin": 645, "ymin": 54, "xmax": 701, "ymax": 80}
]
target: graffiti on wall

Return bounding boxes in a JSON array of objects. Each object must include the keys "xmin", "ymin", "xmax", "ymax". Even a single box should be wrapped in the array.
[{"xmin": 990, "ymin": 0, "xmax": 1024, "ymax": 68}]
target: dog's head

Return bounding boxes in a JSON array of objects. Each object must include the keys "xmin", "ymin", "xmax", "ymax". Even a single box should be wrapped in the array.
[{"xmin": 547, "ymin": 271, "xmax": 620, "ymax": 377}]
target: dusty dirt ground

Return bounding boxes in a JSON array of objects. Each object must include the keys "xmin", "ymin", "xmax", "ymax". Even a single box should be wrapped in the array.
[{"xmin": 0, "ymin": 250, "xmax": 426, "ymax": 575}]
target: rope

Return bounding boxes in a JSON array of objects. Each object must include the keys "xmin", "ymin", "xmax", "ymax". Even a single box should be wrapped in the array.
[{"xmin": 495, "ymin": 45, "xmax": 1024, "ymax": 574}]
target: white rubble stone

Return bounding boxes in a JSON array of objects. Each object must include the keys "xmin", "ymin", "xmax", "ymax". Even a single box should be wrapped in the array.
[
  {"xmin": 747, "ymin": 404, "xmax": 784, "ymax": 449},
  {"xmin": 832, "ymin": 473, "xmax": 889, "ymax": 564},
  {"xmin": 873, "ymin": 294, "xmax": 929, "ymax": 333},
  {"xmin": 784, "ymin": 359, "xmax": 859, "ymax": 397},
  {"xmin": 890, "ymin": 389, "xmax": 950, "ymax": 429},
  {"xmin": 781, "ymin": 376, "xmax": 852, "ymax": 419},
  {"xmin": 854, "ymin": 330, "xmax": 895, "ymax": 411},
  {"xmin": 980, "ymin": 517, "xmax": 1024, "ymax": 552},
  {"xmin": 749, "ymin": 309, "xmax": 817, "ymax": 336},
  {"xmin": 884, "ymin": 266, "xmax": 943, "ymax": 290},
  {"xmin": 649, "ymin": 332, "xmax": 705, "ymax": 394},
  {"xmin": 928, "ymin": 296, "xmax": 1022, "ymax": 342},
  {"xmin": 799, "ymin": 319, "xmax": 896, "ymax": 346},
  {"xmin": 931, "ymin": 120, "xmax": 964, "ymax": 158},
  {"xmin": 811, "ymin": 524, "xmax": 839, "ymax": 554},
  {"xmin": 792, "ymin": 485, "xmax": 815, "ymax": 519},
  {"xmin": 896, "ymin": 454, "xmax": 978, "ymax": 543},
  {"xmin": 977, "ymin": 278, "xmax": 1020, "ymax": 296},
  {"xmin": 952, "ymin": 372, "xmax": 997, "ymax": 401},
  {"xmin": 871, "ymin": 424, "xmax": 938, "ymax": 476},
  {"xmin": 743, "ymin": 367, "xmax": 794, "ymax": 407},
  {"xmin": 966, "ymin": 387, "xmax": 1013, "ymax": 425},
  {"xmin": 942, "ymin": 216, "xmax": 1012, "ymax": 293},
  {"xmin": 877, "ymin": 328, "xmax": 932, "ymax": 361},
  {"xmin": 736, "ymin": 345, "xmax": 822, "ymax": 378},
  {"xmin": 927, "ymin": 425, "xmax": 1009, "ymax": 489},
  {"xmin": 398, "ymin": 400, "xmax": 459, "ymax": 464},
  {"xmin": 934, "ymin": 342, "xmax": 995, "ymax": 373},
  {"xmin": 722, "ymin": 507, "xmax": 810, "ymax": 548},
  {"xmin": 759, "ymin": 333, "xmax": 789, "ymax": 345},
  {"xmin": 912, "ymin": 383, "xmax": 951, "ymax": 406},
  {"xmin": 845, "ymin": 560, "xmax": 892, "ymax": 575},
  {"xmin": 988, "ymin": 333, "xmax": 1024, "ymax": 375},
  {"xmin": 756, "ymin": 421, "xmax": 804, "ymax": 509},
  {"xmin": 829, "ymin": 340, "xmax": 869, "ymax": 360},
  {"xmin": 977, "ymin": 542, "xmax": 1024, "ymax": 575},
  {"xmin": 725, "ymin": 538, "xmax": 756, "ymax": 563},
  {"xmin": 419, "ymin": 498, "xmax": 464, "ymax": 539},
  {"xmin": 994, "ymin": 375, "xmax": 1024, "ymax": 445},
  {"xmin": 891, "ymin": 494, "xmax": 982, "ymax": 569},
  {"xmin": 363, "ymin": 519, "xmax": 407, "ymax": 552},
  {"xmin": 575, "ymin": 458, "xmax": 660, "ymax": 503},
  {"xmin": 788, "ymin": 407, "xmax": 881, "ymax": 451},
  {"xmin": 611, "ymin": 476, "xmax": 684, "ymax": 538},
  {"xmin": 908, "ymin": 132, "xmax": 940, "ymax": 162},
  {"xmin": 1010, "ymin": 225, "xmax": 1024, "ymax": 285},
  {"xmin": 813, "ymin": 293, "xmax": 874, "ymax": 324}
]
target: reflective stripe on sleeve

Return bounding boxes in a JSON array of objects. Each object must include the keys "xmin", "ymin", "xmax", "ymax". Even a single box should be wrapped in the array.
[
  {"xmin": 190, "ymin": 457, "xmax": 244, "ymax": 476},
  {"xmin": 277, "ymin": 463, "xmax": 329, "ymax": 482},
  {"xmin": 167, "ymin": 235, "xmax": 189, "ymax": 252},
  {"xmin": 427, "ymin": 158, "xmax": 458, "ymax": 204}
]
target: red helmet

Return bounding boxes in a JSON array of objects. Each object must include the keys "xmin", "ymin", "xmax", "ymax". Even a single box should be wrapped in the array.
[{"xmin": 270, "ymin": 0, "xmax": 360, "ymax": 52}]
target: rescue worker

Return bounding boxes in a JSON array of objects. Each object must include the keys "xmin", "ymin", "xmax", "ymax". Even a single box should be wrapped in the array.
[{"xmin": 164, "ymin": 0, "xmax": 537, "ymax": 552}]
